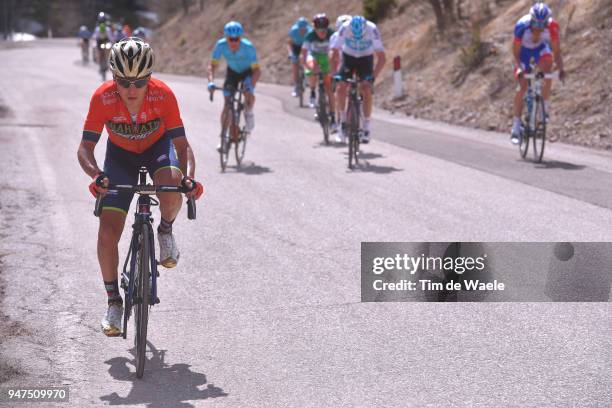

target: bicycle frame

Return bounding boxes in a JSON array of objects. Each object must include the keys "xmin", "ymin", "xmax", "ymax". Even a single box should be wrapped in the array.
[{"xmin": 523, "ymin": 71, "xmax": 557, "ymax": 130}]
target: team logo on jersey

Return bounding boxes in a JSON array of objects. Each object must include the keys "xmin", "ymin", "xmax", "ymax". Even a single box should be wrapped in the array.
[{"xmin": 107, "ymin": 118, "xmax": 161, "ymax": 141}]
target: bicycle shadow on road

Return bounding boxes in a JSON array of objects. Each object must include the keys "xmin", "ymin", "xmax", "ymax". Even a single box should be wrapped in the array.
[
  {"xmin": 231, "ymin": 163, "xmax": 273, "ymax": 175},
  {"xmin": 342, "ymin": 152, "xmax": 403, "ymax": 174},
  {"xmin": 99, "ymin": 341, "xmax": 228, "ymax": 407},
  {"xmin": 533, "ymin": 160, "xmax": 586, "ymax": 171}
]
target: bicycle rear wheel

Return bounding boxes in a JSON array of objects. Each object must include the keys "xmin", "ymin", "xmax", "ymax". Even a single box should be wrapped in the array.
[
  {"xmin": 532, "ymin": 99, "xmax": 546, "ymax": 163},
  {"xmin": 134, "ymin": 225, "xmax": 150, "ymax": 379}
]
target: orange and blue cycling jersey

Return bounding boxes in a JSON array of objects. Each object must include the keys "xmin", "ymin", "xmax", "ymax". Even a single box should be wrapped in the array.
[
  {"xmin": 82, "ymin": 77, "xmax": 185, "ymax": 214},
  {"xmin": 514, "ymin": 14, "xmax": 559, "ymax": 70},
  {"xmin": 82, "ymin": 77, "xmax": 185, "ymax": 153}
]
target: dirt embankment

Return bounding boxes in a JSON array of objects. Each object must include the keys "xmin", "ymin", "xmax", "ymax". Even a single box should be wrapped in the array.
[{"xmin": 152, "ymin": 0, "xmax": 612, "ymax": 149}]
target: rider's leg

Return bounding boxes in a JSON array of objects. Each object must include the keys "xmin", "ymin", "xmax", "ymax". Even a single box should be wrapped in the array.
[
  {"xmin": 538, "ymin": 53, "xmax": 553, "ymax": 107},
  {"xmin": 153, "ymin": 167, "xmax": 183, "ymax": 228},
  {"xmin": 152, "ymin": 145, "xmax": 183, "ymax": 268},
  {"xmin": 98, "ymin": 210, "xmax": 127, "ymax": 336},
  {"xmin": 98, "ymin": 211, "xmax": 127, "ymax": 287},
  {"xmin": 361, "ymin": 80, "xmax": 373, "ymax": 131}
]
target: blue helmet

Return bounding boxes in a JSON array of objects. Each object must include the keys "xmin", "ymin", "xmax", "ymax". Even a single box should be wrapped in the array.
[
  {"xmin": 530, "ymin": 2, "xmax": 551, "ymax": 28},
  {"xmin": 297, "ymin": 17, "xmax": 308, "ymax": 29},
  {"xmin": 350, "ymin": 15, "xmax": 366, "ymax": 39},
  {"xmin": 224, "ymin": 21, "xmax": 243, "ymax": 37}
]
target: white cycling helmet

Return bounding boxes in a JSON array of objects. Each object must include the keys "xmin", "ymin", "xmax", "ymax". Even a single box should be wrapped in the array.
[
  {"xmin": 109, "ymin": 37, "xmax": 154, "ymax": 79},
  {"xmin": 336, "ymin": 14, "xmax": 351, "ymax": 30}
]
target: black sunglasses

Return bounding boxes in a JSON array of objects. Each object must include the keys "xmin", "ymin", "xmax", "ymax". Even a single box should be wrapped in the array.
[
  {"xmin": 228, "ymin": 37, "xmax": 240, "ymax": 42},
  {"xmin": 115, "ymin": 75, "xmax": 150, "ymax": 89}
]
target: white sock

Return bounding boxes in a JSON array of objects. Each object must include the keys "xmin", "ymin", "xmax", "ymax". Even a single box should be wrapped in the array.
[
  {"xmin": 340, "ymin": 111, "xmax": 346, "ymax": 122},
  {"xmin": 363, "ymin": 118, "xmax": 371, "ymax": 131}
]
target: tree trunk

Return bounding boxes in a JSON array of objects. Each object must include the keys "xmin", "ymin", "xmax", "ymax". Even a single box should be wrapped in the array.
[
  {"xmin": 429, "ymin": 0, "xmax": 446, "ymax": 31},
  {"xmin": 442, "ymin": 0, "xmax": 455, "ymax": 22}
]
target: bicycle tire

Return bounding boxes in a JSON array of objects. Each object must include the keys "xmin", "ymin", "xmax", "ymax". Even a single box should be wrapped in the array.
[
  {"xmin": 318, "ymin": 86, "xmax": 329, "ymax": 144},
  {"xmin": 235, "ymin": 130, "xmax": 247, "ymax": 166},
  {"xmin": 219, "ymin": 113, "xmax": 231, "ymax": 172},
  {"xmin": 134, "ymin": 225, "xmax": 150, "ymax": 379},
  {"xmin": 519, "ymin": 124, "xmax": 529, "ymax": 159},
  {"xmin": 298, "ymin": 70, "xmax": 305, "ymax": 108},
  {"xmin": 347, "ymin": 96, "xmax": 360, "ymax": 169},
  {"xmin": 532, "ymin": 98, "xmax": 546, "ymax": 163}
]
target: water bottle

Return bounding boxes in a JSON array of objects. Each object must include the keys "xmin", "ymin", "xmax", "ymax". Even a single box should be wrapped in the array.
[{"xmin": 526, "ymin": 88, "xmax": 534, "ymax": 116}]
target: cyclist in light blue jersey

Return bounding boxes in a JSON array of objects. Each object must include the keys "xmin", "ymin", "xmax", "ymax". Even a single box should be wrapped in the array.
[
  {"xmin": 207, "ymin": 21, "xmax": 261, "ymax": 135},
  {"xmin": 287, "ymin": 17, "xmax": 312, "ymax": 96}
]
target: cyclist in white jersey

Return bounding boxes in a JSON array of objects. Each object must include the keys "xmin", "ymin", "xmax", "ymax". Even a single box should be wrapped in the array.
[
  {"xmin": 330, "ymin": 16, "xmax": 385, "ymax": 144},
  {"xmin": 330, "ymin": 15, "xmax": 351, "ymax": 135}
]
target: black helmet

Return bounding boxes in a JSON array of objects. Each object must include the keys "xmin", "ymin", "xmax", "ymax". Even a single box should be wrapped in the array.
[{"xmin": 313, "ymin": 13, "xmax": 329, "ymax": 29}]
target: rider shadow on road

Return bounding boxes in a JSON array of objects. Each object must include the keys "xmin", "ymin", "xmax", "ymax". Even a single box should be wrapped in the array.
[
  {"xmin": 534, "ymin": 160, "xmax": 586, "ymax": 170},
  {"xmin": 99, "ymin": 341, "xmax": 228, "ymax": 407},
  {"xmin": 232, "ymin": 162, "xmax": 273, "ymax": 175}
]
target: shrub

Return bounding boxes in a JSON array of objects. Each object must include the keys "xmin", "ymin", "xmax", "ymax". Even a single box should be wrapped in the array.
[{"xmin": 363, "ymin": 0, "xmax": 397, "ymax": 22}]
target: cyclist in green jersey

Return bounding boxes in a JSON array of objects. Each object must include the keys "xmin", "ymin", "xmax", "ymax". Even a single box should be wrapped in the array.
[{"xmin": 300, "ymin": 13, "xmax": 336, "ymax": 130}]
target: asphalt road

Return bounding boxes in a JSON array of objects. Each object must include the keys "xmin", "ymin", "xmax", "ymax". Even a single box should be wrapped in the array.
[{"xmin": 0, "ymin": 40, "xmax": 610, "ymax": 407}]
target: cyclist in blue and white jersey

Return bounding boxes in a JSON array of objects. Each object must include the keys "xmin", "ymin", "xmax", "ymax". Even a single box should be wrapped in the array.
[
  {"xmin": 207, "ymin": 21, "xmax": 261, "ymax": 138},
  {"xmin": 331, "ymin": 16, "xmax": 386, "ymax": 143}
]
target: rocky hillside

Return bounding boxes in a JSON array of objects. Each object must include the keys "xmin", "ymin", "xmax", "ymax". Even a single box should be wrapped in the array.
[{"xmin": 152, "ymin": 0, "xmax": 611, "ymax": 149}]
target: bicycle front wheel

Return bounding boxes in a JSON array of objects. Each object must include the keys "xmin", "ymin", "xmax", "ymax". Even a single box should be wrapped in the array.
[
  {"xmin": 219, "ymin": 118, "xmax": 231, "ymax": 172},
  {"xmin": 235, "ymin": 130, "xmax": 247, "ymax": 166},
  {"xmin": 532, "ymin": 99, "xmax": 546, "ymax": 163},
  {"xmin": 134, "ymin": 225, "xmax": 150, "ymax": 379},
  {"xmin": 318, "ymin": 91, "xmax": 329, "ymax": 145},
  {"xmin": 519, "ymin": 124, "xmax": 529, "ymax": 159},
  {"xmin": 347, "ymin": 98, "xmax": 360, "ymax": 169}
]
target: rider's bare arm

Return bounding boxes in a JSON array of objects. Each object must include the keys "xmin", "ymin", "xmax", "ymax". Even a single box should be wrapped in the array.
[
  {"xmin": 77, "ymin": 140, "xmax": 103, "ymax": 178},
  {"xmin": 207, "ymin": 62, "xmax": 216, "ymax": 83},
  {"xmin": 330, "ymin": 48, "xmax": 340, "ymax": 73},
  {"xmin": 512, "ymin": 41, "xmax": 522, "ymax": 68},
  {"xmin": 300, "ymin": 47, "xmax": 308, "ymax": 68},
  {"xmin": 373, "ymin": 50, "xmax": 386, "ymax": 80},
  {"xmin": 551, "ymin": 39, "xmax": 564, "ymax": 73},
  {"xmin": 172, "ymin": 136, "xmax": 196, "ymax": 179},
  {"xmin": 251, "ymin": 66, "xmax": 261, "ymax": 87}
]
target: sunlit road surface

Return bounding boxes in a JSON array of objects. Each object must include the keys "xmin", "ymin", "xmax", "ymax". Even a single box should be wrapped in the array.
[{"xmin": 0, "ymin": 39, "xmax": 609, "ymax": 407}]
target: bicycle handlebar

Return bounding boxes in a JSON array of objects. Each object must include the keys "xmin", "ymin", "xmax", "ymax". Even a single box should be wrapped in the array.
[
  {"xmin": 209, "ymin": 85, "xmax": 226, "ymax": 102},
  {"xmin": 94, "ymin": 184, "xmax": 196, "ymax": 220},
  {"xmin": 522, "ymin": 71, "xmax": 559, "ymax": 80}
]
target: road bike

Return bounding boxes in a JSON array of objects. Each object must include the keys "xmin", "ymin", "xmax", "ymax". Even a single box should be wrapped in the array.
[
  {"xmin": 210, "ymin": 83, "xmax": 249, "ymax": 172},
  {"xmin": 314, "ymin": 72, "xmax": 331, "ymax": 145},
  {"xmin": 344, "ymin": 76, "xmax": 363, "ymax": 169},
  {"xmin": 518, "ymin": 68, "xmax": 558, "ymax": 163},
  {"xmin": 93, "ymin": 167, "xmax": 196, "ymax": 378}
]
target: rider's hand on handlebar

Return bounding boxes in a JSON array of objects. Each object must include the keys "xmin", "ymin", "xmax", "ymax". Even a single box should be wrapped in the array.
[
  {"xmin": 181, "ymin": 176, "xmax": 204, "ymax": 200},
  {"xmin": 89, "ymin": 172, "xmax": 109, "ymax": 198}
]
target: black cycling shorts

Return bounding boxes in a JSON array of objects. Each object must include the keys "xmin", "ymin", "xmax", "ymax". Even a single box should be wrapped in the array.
[
  {"xmin": 290, "ymin": 43, "xmax": 302, "ymax": 58},
  {"xmin": 337, "ymin": 53, "xmax": 374, "ymax": 81},
  {"xmin": 223, "ymin": 67, "xmax": 254, "ymax": 97}
]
